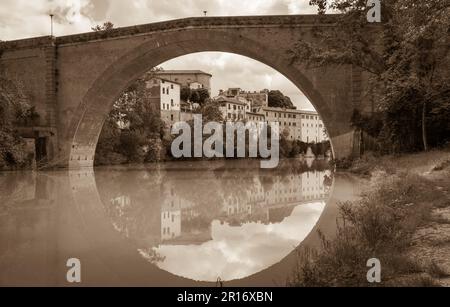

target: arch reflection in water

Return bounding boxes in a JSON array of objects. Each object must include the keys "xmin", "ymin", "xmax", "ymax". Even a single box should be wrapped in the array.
[{"xmin": 96, "ymin": 159, "xmax": 333, "ymax": 281}]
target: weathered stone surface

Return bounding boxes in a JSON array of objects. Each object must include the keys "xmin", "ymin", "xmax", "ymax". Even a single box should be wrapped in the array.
[{"xmin": 0, "ymin": 15, "xmax": 375, "ymax": 168}]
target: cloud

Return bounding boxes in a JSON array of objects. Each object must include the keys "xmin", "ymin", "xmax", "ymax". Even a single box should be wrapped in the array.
[
  {"xmin": 0, "ymin": 0, "xmax": 94, "ymax": 39},
  {"xmin": 161, "ymin": 52, "xmax": 314, "ymax": 109},
  {"xmin": 152, "ymin": 202, "xmax": 326, "ymax": 281}
]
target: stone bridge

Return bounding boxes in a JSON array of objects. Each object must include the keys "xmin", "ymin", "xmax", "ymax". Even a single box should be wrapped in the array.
[{"xmin": 0, "ymin": 15, "xmax": 374, "ymax": 168}]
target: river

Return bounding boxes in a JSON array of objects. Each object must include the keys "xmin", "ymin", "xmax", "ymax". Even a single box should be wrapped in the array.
[{"xmin": 0, "ymin": 159, "xmax": 363, "ymax": 286}]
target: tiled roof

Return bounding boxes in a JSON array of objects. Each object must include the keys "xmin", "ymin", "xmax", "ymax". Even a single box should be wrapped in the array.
[{"xmin": 157, "ymin": 70, "xmax": 212, "ymax": 77}]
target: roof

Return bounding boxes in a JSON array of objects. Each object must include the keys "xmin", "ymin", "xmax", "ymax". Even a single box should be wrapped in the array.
[
  {"xmin": 156, "ymin": 70, "xmax": 212, "ymax": 77},
  {"xmin": 158, "ymin": 78, "xmax": 182, "ymax": 85},
  {"xmin": 214, "ymin": 96, "xmax": 247, "ymax": 106},
  {"xmin": 246, "ymin": 112, "xmax": 265, "ymax": 117},
  {"xmin": 262, "ymin": 107, "xmax": 319, "ymax": 115},
  {"xmin": 146, "ymin": 77, "xmax": 182, "ymax": 85}
]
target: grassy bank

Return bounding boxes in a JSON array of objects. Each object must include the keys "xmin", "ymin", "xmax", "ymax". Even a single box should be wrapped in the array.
[{"xmin": 290, "ymin": 150, "xmax": 450, "ymax": 287}]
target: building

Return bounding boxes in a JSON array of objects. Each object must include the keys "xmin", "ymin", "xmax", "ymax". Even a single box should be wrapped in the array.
[
  {"xmin": 216, "ymin": 88, "xmax": 327, "ymax": 143},
  {"xmin": 219, "ymin": 88, "xmax": 269, "ymax": 108},
  {"xmin": 189, "ymin": 81, "xmax": 204, "ymax": 90},
  {"xmin": 261, "ymin": 107, "xmax": 302, "ymax": 141},
  {"xmin": 145, "ymin": 77, "xmax": 181, "ymax": 128},
  {"xmin": 298, "ymin": 110, "xmax": 326, "ymax": 144},
  {"xmin": 156, "ymin": 70, "xmax": 212, "ymax": 94},
  {"xmin": 215, "ymin": 96, "xmax": 247, "ymax": 122}
]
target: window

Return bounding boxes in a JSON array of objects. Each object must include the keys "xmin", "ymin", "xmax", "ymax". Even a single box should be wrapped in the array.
[
  {"xmin": 171, "ymin": 114, "xmax": 174, "ymax": 121},
  {"xmin": 228, "ymin": 104, "xmax": 231, "ymax": 110},
  {"xmin": 171, "ymin": 84, "xmax": 174, "ymax": 89},
  {"xmin": 172, "ymin": 214, "xmax": 175, "ymax": 222},
  {"xmin": 171, "ymin": 99, "xmax": 174, "ymax": 107},
  {"xmin": 302, "ymin": 115, "xmax": 305, "ymax": 119},
  {"xmin": 162, "ymin": 88, "xmax": 165, "ymax": 94},
  {"xmin": 233, "ymin": 105, "xmax": 236, "ymax": 110}
]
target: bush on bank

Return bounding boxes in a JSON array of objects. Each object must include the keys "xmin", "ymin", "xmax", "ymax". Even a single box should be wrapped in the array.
[{"xmin": 289, "ymin": 171, "xmax": 449, "ymax": 287}]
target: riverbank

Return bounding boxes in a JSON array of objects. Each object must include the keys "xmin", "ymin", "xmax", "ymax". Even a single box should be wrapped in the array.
[{"xmin": 290, "ymin": 149, "xmax": 450, "ymax": 287}]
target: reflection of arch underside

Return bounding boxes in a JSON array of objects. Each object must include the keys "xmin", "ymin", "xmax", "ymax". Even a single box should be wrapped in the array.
[{"xmin": 68, "ymin": 29, "xmax": 338, "ymax": 168}]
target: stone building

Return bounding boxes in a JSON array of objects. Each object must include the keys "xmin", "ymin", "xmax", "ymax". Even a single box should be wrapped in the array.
[
  {"xmin": 218, "ymin": 88, "xmax": 269, "ymax": 108},
  {"xmin": 215, "ymin": 88, "xmax": 328, "ymax": 143},
  {"xmin": 145, "ymin": 78, "xmax": 181, "ymax": 128},
  {"xmin": 215, "ymin": 96, "xmax": 248, "ymax": 121},
  {"xmin": 156, "ymin": 70, "xmax": 212, "ymax": 94}
]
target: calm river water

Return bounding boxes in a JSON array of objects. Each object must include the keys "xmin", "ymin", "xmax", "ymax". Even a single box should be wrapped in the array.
[{"xmin": 0, "ymin": 159, "xmax": 362, "ymax": 286}]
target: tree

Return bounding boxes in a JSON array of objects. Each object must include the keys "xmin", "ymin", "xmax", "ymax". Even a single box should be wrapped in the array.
[
  {"xmin": 95, "ymin": 67, "xmax": 166, "ymax": 165},
  {"xmin": 91, "ymin": 21, "xmax": 115, "ymax": 32},
  {"xmin": 291, "ymin": 0, "xmax": 450, "ymax": 153},
  {"xmin": 180, "ymin": 87, "xmax": 191, "ymax": 102},
  {"xmin": 199, "ymin": 101, "xmax": 223, "ymax": 123},
  {"xmin": 0, "ymin": 58, "xmax": 37, "ymax": 168},
  {"xmin": 268, "ymin": 90, "xmax": 296, "ymax": 109}
]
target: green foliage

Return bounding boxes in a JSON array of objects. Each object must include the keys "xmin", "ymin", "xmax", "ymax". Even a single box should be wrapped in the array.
[
  {"xmin": 289, "ymin": 172, "xmax": 445, "ymax": 287},
  {"xmin": 91, "ymin": 21, "xmax": 115, "ymax": 32},
  {"xmin": 0, "ymin": 64, "xmax": 38, "ymax": 168},
  {"xmin": 181, "ymin": 87, "xmax": 210, "ymax": 106},
  {"xmin": 199, "ymin": 101, "xmax": 223, "ymax": 122},
  {"xmin": 291, "ymin": 0, "xmax": 450, "ymax": 153},
  {"xmin": 95, "ymin": 68, "xmax": 167, "ymax": 165},
  {"xmin": 180, "ymin": 87, "xmax": 191, "ymax": 102},
  {"xmin": 268, "ymin": 90, "xmax": 295, "ymax": 109}
]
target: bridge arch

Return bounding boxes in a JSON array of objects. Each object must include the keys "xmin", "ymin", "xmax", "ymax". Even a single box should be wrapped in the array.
[{"xmin": 67, "ymin": 28, "xmax": 334, "ymax": 167}]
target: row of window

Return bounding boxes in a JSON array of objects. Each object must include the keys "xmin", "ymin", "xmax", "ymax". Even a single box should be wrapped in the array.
[
  {"xmin": 162, "ymin": 85, "xmax": 174, "ymax": 95},
  {"xmin": 265, "ymin": 112, "xmax": 320, "ymax": 121},
  {"xmin": 162, "ymin": 212, "xmax": 176, "ymax": 221},
  {"xmin": 161, "ymin": 100, "xmax": 176, "ymax": 110},
  {"xmin": 162, "ymin": 227, "xmax": 175, "ymax": 237},
  {"xmin": 228, "ymin": 104, "xmax": 245, "ymax": 111},
  {"xmin": 303, "ymin": 123, "xmax": 322, "ymax": 128},
  {"xmin": 227, "ymin": 113, "xmax": 244, "ymax": 120}
]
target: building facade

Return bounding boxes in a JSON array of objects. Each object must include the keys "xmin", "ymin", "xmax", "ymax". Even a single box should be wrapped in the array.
[
  {"xmin": 215, "ymin": 96, "xmax": 248, "ymax": 122},
  {"xmin": 215, "ymin": 88, "xmax": 328, "ymax": 143},
  {"xmin": 156, "ymin": 70, "xmax": 212, "ymax": 94},
  {"xmin": 145, "ymin": 78, "xmax": 181, "ymax": 128}
]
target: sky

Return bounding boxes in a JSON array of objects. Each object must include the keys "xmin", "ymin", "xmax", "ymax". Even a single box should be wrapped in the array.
[
  {"xmin": 0, "ymin": 0, "xmax": 319, "ymax": 110},
  {"xmin": 143, "ymin": 202, "xmax": 325, "ymax": 281}
]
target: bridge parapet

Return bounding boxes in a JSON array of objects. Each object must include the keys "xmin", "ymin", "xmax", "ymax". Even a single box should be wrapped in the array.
[{"xmin": 1, "ymin": 15, "xmax": 339, "ymax": 50}]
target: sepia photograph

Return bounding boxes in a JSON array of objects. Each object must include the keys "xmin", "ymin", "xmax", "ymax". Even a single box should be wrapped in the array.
[{"xmin": 0, "ymin": 0, "xmax": 449, "ymax": 295}]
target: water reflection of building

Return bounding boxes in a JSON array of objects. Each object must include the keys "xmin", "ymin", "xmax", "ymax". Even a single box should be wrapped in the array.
[
  {"xmin": 108, "ymin": 170, "xmax": 331, "ymax": 247},
  {"xmin": 221, "ymin": 171, "xmax": 331, "ymax": 226}
]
